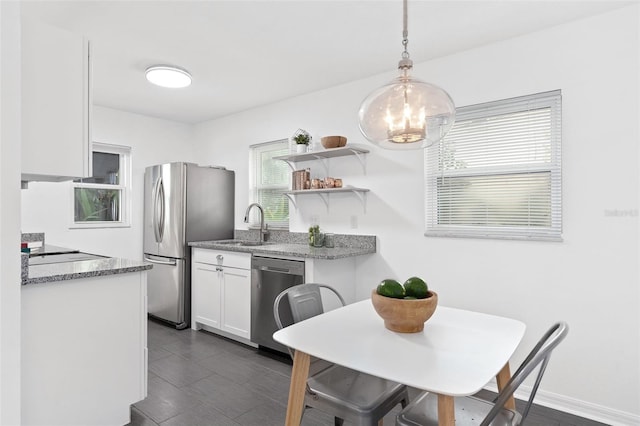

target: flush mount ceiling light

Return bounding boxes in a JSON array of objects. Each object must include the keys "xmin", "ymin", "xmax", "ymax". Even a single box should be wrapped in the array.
[
  {"xmin": 145, "ymin": 65, "xmax": 192, "ymax": 88},
  {"xmin": 358, "ymin": 0, "xmax": 455, "ymax": 150}
]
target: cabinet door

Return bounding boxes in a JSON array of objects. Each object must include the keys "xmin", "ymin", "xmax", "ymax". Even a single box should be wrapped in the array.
[
  {"xmin": 21, "ymin": 19, "xmax": 91, "ymax": 181},
  {"xmin": 191, "ymin": 263, "xmax": 221, "ymax": 329},
  {"xmin": 221, "ymin": 267, "xmax": 251, "ymax": 339},
  {"xmin": 22, "ymin": 272, "xmax": 147, "ymax": 426}
]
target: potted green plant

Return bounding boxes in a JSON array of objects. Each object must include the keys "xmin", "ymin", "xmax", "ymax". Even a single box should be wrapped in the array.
[{"xmin": 293, "ymin": 130, "xmax": 311, "ymax": 153}]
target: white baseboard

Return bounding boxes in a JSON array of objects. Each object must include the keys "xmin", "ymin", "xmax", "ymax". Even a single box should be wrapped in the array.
[{"xmin": 484, "ymin": 383, "xmax": 639, "ymax": 426}]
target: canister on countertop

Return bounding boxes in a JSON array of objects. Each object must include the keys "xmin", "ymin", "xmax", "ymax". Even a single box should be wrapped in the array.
[{"xmin": 324, "ymin": 233, "xmax": 335, "ymax": 248}]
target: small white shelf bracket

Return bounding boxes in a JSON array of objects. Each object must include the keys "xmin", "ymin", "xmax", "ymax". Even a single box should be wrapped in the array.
[
  {"xmin": 281, "ymin": 159, "xmax": 296, "ymax": 172},
  {"xmin": 352, "ymin": 190, "xmax": 368, "ymax": 213},
  {"xmin": 284, "ymin": 192, "xmax": 298, "ymax": 209},
  {"xmin": 317, "ymin": 192, "xmax": 330, "ymax": 211},
  {"xmin": 346, "ymin": 148, "xmax": 367, "ymax": 175},
  {"xmin": 308, "ymin": 155, "xmax": 331, "ymax": 176}
]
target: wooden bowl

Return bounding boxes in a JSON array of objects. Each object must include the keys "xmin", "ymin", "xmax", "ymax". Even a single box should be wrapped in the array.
[
  {"xmin": 371, "ymin": 289, "xmax": 438, "ymax": 333},
  {"xmin": 321, "ymin": 136, "xmax": 347, "ymax": 149}
]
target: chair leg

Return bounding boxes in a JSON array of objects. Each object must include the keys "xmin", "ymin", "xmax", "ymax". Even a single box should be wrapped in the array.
[{"xmin": 334, "ymin": 417, "xmax": 344, "ymax": 426}]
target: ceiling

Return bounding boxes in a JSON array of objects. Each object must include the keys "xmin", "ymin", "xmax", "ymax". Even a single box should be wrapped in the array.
[{"xmin": 21, "ymin": 0, "xmax": 632, "ymax": 125}]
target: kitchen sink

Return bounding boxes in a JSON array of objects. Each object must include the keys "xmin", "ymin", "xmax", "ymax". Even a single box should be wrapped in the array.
[{"xmin": 214, "ymin": 240, "xmax": 273, "ymax": 247}]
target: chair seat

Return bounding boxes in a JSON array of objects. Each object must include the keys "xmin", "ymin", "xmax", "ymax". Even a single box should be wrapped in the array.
[
  {"xmin": 274, "ymin": 283, "xmax": 410, "ymax": 426},
  {"xmin": 307, "ymin": 364, "xmax": 409, "ymax": 425},
  {"xmin": 396, "ymin": 392, "xmax": 522, "ymax": 426}
]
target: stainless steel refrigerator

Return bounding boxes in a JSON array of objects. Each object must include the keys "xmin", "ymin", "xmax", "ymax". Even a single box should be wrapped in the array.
[{"xmin": 143, "ymin": 162, "xmax": 235, "ymax": 329}]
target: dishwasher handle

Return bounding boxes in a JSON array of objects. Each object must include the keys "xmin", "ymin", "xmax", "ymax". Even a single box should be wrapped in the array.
[
  {"xmin": 257, "ymin": 265, "xmax": 306, "ymax": 275},
  {"xmin": 258, "ymin": 266, "xmax": 291, "ymax": 273},
  {"xmin": 251, "ymin": 256, "xmax": 305, "ymax": 276}
]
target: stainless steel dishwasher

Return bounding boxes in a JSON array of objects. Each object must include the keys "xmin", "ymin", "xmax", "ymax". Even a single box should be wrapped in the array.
[{"xmin": 251, "ymin": 256, "xmax": 305, "ymax": 354}]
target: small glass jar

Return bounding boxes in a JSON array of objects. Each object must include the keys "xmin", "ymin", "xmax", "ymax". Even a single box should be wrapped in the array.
[
  {"xmin": 324, "ymin": 233, "xmax": 335, "ymax": 248},
  {"xmin": 324, "ymin": 177, "xmax": 335, "ymax": 188},
  {"xmin": 309, "ymin": 225, "xmax": 320, "ymax": 246},
  {"xmin": 313, "ymin": 230, "xmax": 324, "ymax": 247}
]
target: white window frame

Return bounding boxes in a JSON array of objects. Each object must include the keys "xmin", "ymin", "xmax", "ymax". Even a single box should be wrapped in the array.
[
  {"xmin": 248, "ymin": 139, "xmax": 290, "ymax": 230},
  {"xmin": 70, "ymin": 142, "xmax": 132, "ymax": 229},
  {"xmin": 425, "ymin": 90, "xmax": 562, "ymax": 241}
]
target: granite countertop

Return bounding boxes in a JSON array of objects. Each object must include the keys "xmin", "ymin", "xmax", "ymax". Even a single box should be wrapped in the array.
[
  {"xmin": 189, "ymin": 240, "xmax": 375, "ymax": 260},
  {"xmin": 22, "ymin": 249, "xmax": 152, "ymax": 285}
]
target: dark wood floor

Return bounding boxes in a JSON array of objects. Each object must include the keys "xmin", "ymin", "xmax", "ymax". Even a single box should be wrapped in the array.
[{"xmin": 127, "ymin": 320, "xmax": 608, "ymax": 426}]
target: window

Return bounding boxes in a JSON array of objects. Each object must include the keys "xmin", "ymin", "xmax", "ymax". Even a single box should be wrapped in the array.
[
  {"xmin": 425, "ymin": 90, "xmax": 562, "ymax": 241},
  {"xmin": 249, "ymin": 139, "xmax": 290, "ymax": 229},
  {"xmin": 72, "ymin": 142, "xmax": 131, "ymax": 228}
]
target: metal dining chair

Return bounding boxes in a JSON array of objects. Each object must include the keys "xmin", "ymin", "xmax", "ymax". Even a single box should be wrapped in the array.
[
  {"xmin": 274, "ymin": 283, "xmax": 410, "ymax": 426},
  {"xmin": 396, "ymin": 321, "xmax": 569, "ymax": 426}
]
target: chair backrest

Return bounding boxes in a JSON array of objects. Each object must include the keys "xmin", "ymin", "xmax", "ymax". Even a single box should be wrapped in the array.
[
  {"xmin": 273, "ymin": 283, "xmax": 346, "ymax": 360},
  {"xmin": 481, "ymin": 322, "xmax": 569, "ymax": 426},
  {"xmin": 273, "ymin": 283, "xmax": 346, "ymax": 330}
]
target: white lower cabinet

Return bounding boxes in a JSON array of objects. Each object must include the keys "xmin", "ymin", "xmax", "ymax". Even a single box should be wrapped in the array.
[
  {"xmin": 21, "ymin": 271, "xmax": 147, "ymax": 426},
  {"xmin": 220, "ymin": 266, "xmax": 252, "ymax": 338},
  {"xmin": 191, "ymin": 248, "xmax": 252, "ymax": 342},
  {"xmin": 192, "ymin": 264, "xmax": 222, "ymax": 329}
]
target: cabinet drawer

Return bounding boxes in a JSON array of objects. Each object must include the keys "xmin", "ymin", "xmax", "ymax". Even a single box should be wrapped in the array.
[{"xmin": 192, "ymin": 248, "xmax": 251, "ymax": 270}]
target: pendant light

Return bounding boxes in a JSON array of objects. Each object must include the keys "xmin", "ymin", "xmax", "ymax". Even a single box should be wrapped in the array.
[{"xmin": 358, "ymin": 0, "xmax": 455, "ymax": 150}]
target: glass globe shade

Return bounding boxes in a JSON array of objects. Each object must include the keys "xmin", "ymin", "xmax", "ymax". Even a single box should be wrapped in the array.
[{"xmin": 358, "ymin": 72, "xmax": 455, "ymax": 150}]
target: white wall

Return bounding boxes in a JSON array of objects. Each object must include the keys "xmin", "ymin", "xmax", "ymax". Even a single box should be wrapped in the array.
[
  {"xmin": 0, "ymin": 2, "xmax": 23, "ymax": 423},
  {"xmin": 192, "ymin": 6, "xmax": 639, "ymax": 424},
  {"xmin": 21, "ymin": 106, "xmax": 195, "ymax": 259}
]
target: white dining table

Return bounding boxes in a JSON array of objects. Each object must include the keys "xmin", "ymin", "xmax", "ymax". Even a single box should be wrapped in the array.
[{"xmin": 273, "ymin": 299, "xmax": 526, "ymax": 426}]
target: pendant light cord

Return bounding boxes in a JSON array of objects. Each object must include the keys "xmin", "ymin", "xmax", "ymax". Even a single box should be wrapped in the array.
[
  {"xmin": 398, "ymin": 0, "xmax": 412, "ymax": 69},
  {"xmin": 402, "ymin": 0, "xmax": 409, "ymax": 59}
]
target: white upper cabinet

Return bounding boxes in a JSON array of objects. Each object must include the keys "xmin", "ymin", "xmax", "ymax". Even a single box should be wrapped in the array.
[{"xmin": 21, "ymin": 19, "xmax": 91, "ymax": 182}]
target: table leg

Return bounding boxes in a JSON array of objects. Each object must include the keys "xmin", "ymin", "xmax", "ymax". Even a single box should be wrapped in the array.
[
  {"xmin": 496, "ymin": 362, "xmax": 516, "ymax": 411},
  {"xmin": 437, "ymin": 394, "xmax": 455, "ymax": 426},
  {"xmin": 285, "ymin": 350, "xmax": 311, "ymax": 426}
]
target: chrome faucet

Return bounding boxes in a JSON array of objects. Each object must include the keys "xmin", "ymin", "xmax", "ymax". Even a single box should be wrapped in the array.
[{"xmin": 244, "ymin": 203, "xmax": 268, "ymax": 243}]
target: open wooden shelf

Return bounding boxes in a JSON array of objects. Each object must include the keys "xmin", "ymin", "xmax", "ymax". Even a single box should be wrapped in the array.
[{"xmin": 283, "ymin": 186, "xmax": 370, "ymax": 212}]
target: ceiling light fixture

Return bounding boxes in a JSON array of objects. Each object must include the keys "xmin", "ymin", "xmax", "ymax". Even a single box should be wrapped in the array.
[
  {"xmin": 358, "ymin": 0, "xmax": 455, "ymax": 150},
  {"xmin": 145, "ymin": 65, "xmax": 192, "ymax": 89}
]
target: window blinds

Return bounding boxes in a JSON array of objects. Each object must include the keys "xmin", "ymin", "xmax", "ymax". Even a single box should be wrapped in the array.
[
  {"xmin": 249, "ymin": 140, "xmax": 290, "ymax": 229},
  {"xmin": 425, "ymin": 90, "xmax": 562, "ymax": 241}
]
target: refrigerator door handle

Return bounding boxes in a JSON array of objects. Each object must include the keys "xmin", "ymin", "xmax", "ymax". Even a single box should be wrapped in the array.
[
  {"xmin": 152, "ymin": 178, "xmax": 160, "ymax": 242},
  {"xmin": 153, "ymin": 177, "xmax": 165, "ymax": 243},
  {"xmin": 158, "ymin": 178, "xmax": 166, "ymax": 241},
  {"xmin": 143, "ymin": 256, "xmax": 177, "ymax": 266}
]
